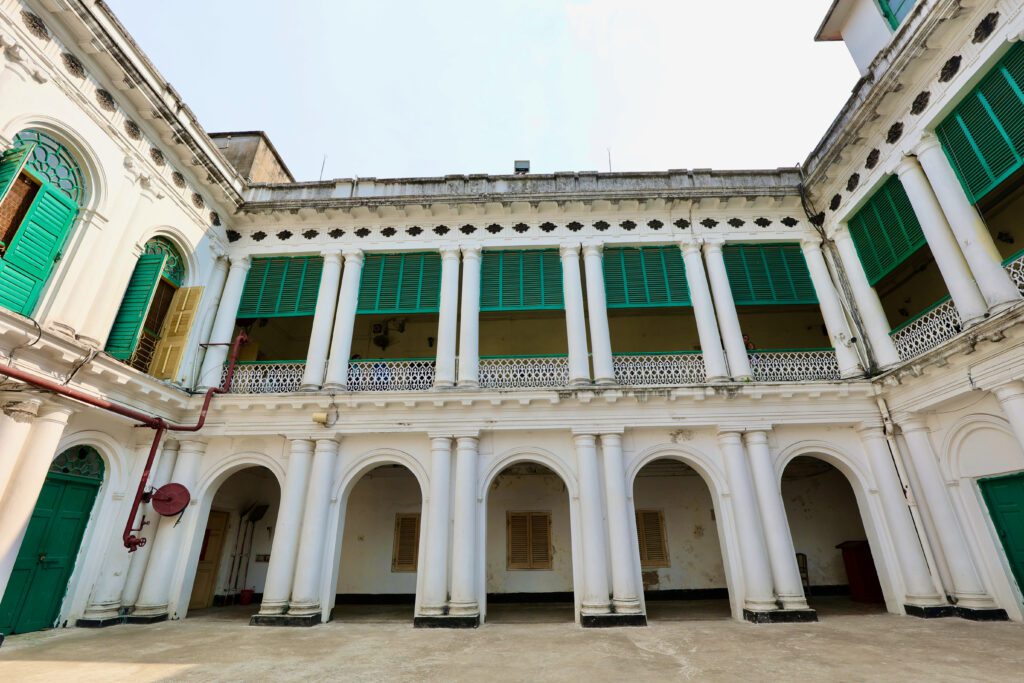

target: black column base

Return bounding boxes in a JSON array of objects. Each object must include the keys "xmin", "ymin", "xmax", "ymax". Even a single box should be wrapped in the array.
[
  {"xmin": 743, "ymin": 608, "xmax": 818, "ymax": 624},
  {"xmin": 124, "ymin": 613, "xmax": 167, "ymax": 625},
  {"xmin": 580, "ymin": 613, "xmax": 648, "ymax": 628},
  {"xmin": 0, "ymin": 633, "xmax": 5, "ymax": 648},
  {"xmin": 76, "ymin": 616, "xmax": 124, "ymax": 628},
  {"xmin": 957, "ymin": 606, "xmax": 1009, "ymax": 621},
  {"xmin": 413, "ymin": 614, "xmax": 479, "ymax": 628},
  {"xmin": 904, "ymin": 604, "xmax": 956, "ymax": 619},
  {"xmin": 249, "ymin": 613, "xmax": 320, "ymax": 627}
]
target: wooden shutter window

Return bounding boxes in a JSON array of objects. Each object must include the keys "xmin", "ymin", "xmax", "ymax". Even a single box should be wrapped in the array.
[
  {"xmin": 391, "ymin": 513, "xmax": 420, "ymax": 572},
  {"xmin": 357, "ymin": 252, "xmax": 442, "ymax": 314},
  {"xmin": 150, "ymin": 285, "xmax": 203, "ymax": 380},
  {"xmin": 104, "ymin": 253, "xmax": 167, "ymax": 360},
  {"xmin": 480, "ymin": 249, "xmax": 564, "ymax": 311},
  {"xmin": 722, "ymin": 243, "xmax": 818, "ymax": 305},
  {"xmin": 237, "ymin": 256, "xmax": 323, "ymax": 318},
  {"xmin": 603, "ymin": 245, "xmax": 690, "ymax": 308},
  {"xmin": 635, "ymin": 510, "xmax": 669, "ymax": 568},
  {"xmin": 847, "ymin": 176, "xmax": 926, "ymax": 285},
  {"xmin": 507, "ymin": 511, "xmax": 552, "ymax": 570}
]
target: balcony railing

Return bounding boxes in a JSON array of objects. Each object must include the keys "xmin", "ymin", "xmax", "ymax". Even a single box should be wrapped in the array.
[
  {"xmin": 889, "ymin": 297, "xmax": 962, "ymax": 362},
  {"xmin": 225, "ymin": 361, "xmax": 306, "ymax": 394},
  {"xmin": 748, "ymin": 348, "xmax": 841, "ymax": 382},
  {"xmin": 346, "ymin": 358, "xmax": 435, "ymax": 391},
  {"xmin": 479, "ymin": 355, "xmax": 570, "ymax": 389},
  {"xmin": 612, "ymin": 352, "xmax": 706, "ymax": 386},
  {"xmin": 1004, "ymin": 249, "xmax": 1024, "ymax": 295}
]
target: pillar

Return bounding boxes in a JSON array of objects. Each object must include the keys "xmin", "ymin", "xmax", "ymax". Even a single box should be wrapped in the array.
[
  {"xmin": 0, "ymin": 403, "xmax": 73, "ymax": 600},
  {"xmin": 448, "ymin": 435, "xmax": 479, "ymax": 619},
  {"xmin": 561, "ymin": 244, "xmax": 591, "ymax": 386},
  {"xmin": 599, "ymin": 433, "xmax": 642, "ymax": 616},
  {"xmin": 197, "ymin": 256, "xmax": 251, "ymax": 389},
  {"xmin": 0, "ymin": 395, "xmax": 42, "ymax": 502},
  {"xmin": 833, "ymin": 226, "xmax": 902, "ymax": 367},
  {"xmin": 582, "ymin": 242, "xmax": 615, "ymax": 385},
  {"xmin": 895, "ymin": 155, "xmax": 989, "ymax": 326},
  {"xmin": 419, "ymin": 436, "xmax": 453, "ymax": 617},
  {"xmin": 574, "ymin": 434, "xmax": 611, "ymax": 617},
  {"xmin": 704, "ymin": 240, "xmax": 753, "ymax": 380},
  {"xmin": 300, "ymin": 251, "xmax": 344, "ymax": 390},
  {"xmin": 744, "ymin": 431, "xmax": 811, "ymax": 613},
  {"xmin": 254, "ymin": 439, "xmax": 313, "ymax": 619},
  {"xmin": 680, "ymin": 240, "xmax": 729, "ymax": 382},
  {"xmin": 717, "ymin": 430, "xmax": 777, "ymax": 615},
  {"xmin": 287, "ymin": 438, "xmax": 339, "ymax": 622},
  {"xmin": 993, "ymin": 381, "xmax": 1024, "ymax": 454},
  {"xmin": 434, "ymin": 247, "xmax": 461, "ymax": 387},
  {"xmin": 800, "ymin": 239, "xmax": 864, "ymax": 378},
  {"xmin": 899, "ymin": 418, "xmax": 1001, "ymax": 613},
  {"xmin": 916, "ymin": 133, "xmax": 1021, "ymax": 310},
  {"xmin": 323, "ymin": 250, "xmax": 364, "ymax": 390},
  {"xmin": 456, "ymin": 247, "xmax": 482, "ymax": 387},
  {"xmin": 192, "ymin": 254, "xmax": 230, "ymax": 382},
  {"xmin": 857, "ymin": 427, "xmax": 948, "ymax": 611}
]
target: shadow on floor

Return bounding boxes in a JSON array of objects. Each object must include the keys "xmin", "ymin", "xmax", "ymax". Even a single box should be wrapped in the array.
[
  {"xmin": 187, "ymin": 604, "xmax": 260, "ymax": 622},
  {"xmin": 485, "ymin": 602, "xmax": 575, "ymax": 624},
  {"xmin": 330, "ymin": 603, "xmax": 414, "ymax": 624},
  {"xmin": 644, "ymin": 598, "xmax": 732, "ymax": 622},
  {"xmin": 808, "ymin": 595, "xmax": 887, "ymax": 617}
]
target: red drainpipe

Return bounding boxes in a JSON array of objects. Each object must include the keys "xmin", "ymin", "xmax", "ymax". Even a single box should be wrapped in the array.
[{"xmin": 0, "ymin": 331, "xmax": 249, "ymax": 551}]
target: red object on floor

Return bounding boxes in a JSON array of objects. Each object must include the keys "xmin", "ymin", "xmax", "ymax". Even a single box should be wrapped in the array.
[
  {"xmin": 239, "ymin": 589, "xmax": 255, "ymax": 606},
  {"xmin": 836, "ymin": 540, "xmax": 885, "ymax": 603}
]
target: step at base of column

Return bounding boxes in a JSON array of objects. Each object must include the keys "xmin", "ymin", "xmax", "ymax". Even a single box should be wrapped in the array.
[
  {"xmin": 124, "ymin": 613, "xmax": 167, "ymax": 625},
  {"xmin": 581, "ymin": 613, "xmax": 647, "ymax": 628},
  {"xmin": 76, "ymin": 616, "xmax": 124, "ymax": 628},
  {"xmin": 956, "ymin": 606, "xmax": 1009, "ymax": 621},
  {"xmin": 904, "ymin": 604, "xmax": 956, "ymax": 618},
  {"xmin": 743, "ymin": 608, "xmax": 817, "ymax": 624},
  {"xmin": 249, "ymin": 613, "xmax": 320, "ymax": 627},
  {"xmin": 413, "ymin": 615, "xmax": 479, "ymax": 628}
]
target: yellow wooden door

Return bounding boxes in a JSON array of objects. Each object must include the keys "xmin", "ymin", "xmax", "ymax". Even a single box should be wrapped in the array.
[{"xmin": 189, "ymin": 510, "xmax": 229, "ymax": 610}]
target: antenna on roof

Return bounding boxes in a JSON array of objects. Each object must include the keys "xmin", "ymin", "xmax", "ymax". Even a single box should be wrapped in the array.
[
  {"xmin": 319, "ymin": 155, "xmax": 327, "ymax": 181},
  {"xmin": 607, "ymin": 148, "xmax": 612, "ymax": 172}
]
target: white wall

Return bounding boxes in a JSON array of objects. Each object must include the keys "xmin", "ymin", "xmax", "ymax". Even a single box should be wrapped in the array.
[
  {"xmin": 207, "ymin": 467, "xmax": 280, "ymax": 597},
  {"xmin": 840, "ymin": 0, "xmax": 895, "ymax": 75}
]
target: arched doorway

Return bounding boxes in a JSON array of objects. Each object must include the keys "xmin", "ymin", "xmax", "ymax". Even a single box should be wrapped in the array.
[
  {"xmin": 334, "ymin": 464, "xmax": 424, "ymax": 622},
  {"xmin": 187, "ymin": 466, "xmax": 280, "ymax": 621},
  {"xmin": 781, "ymin": 456, "xmax": 884, "ymax": 615},
  {"xmin": 632, "ymin": 458, "xmax": 731, "ymax": 621},
  {"xmin": 0, "ymin": 446, "xmax": 103, "ymax": 636},
  {"xmin": 484, "ymin": 462, "xmax": 575, "ymax": 624}
]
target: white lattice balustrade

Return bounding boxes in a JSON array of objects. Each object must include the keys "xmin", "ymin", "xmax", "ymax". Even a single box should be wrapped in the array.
[
  {"xmin": 1005, "ymin": 251, "xmax": 1024, "ymax": 295},
  {"xmin": 347, "ymin": 359, "xmax": 435, "ymax": 391},
  {"xmin": 612, "ymin": 353, "xmax": 706, "ymax": 386},
  {"xmin": 479, "ymin": 356, "xmax": 570, "ymax": 389},
  {"xmin": 890, "ymin": 299, "xmax": 962, "ymax": 362},
  {"xmin": 225, "ymin": 362, "xmax": 305, "ymax": 393},
  {"xmin": 748, "ymin": 349, "xmax": 841, "ymax": 382}
]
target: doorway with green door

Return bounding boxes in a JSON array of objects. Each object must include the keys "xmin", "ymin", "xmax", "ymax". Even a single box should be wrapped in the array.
[
  {"xmin": 979, "ymin": 471, "xmax": 1024, "ymax": 603},
  {"xmin": 0, "ymin": 446, "xmax": 104, "ymax": 637}
]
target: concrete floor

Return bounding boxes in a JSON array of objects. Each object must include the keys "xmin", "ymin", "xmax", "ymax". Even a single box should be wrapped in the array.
[{"xmin": 1, "ymin": 599, "xmax": 1022, "ymax": 682}]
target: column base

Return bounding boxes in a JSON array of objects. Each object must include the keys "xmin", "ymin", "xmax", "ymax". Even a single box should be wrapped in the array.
[
  {"xmin": 76, "ymin": 334, "xmax": 103, "ymax": 349},
  {"xmin": 733, "ymin": 375, "xmax": 753, "ymax": 382},
  {"xmin": 432, "ymin": 380, "xmax": 455, "ymax": 389},
  {"xmin": 447, "ymin": 602, "xmax": 479, "ymax": 617},
  {"xmin": 456, "ymin": 381, "xmax": 479, "ymax": 389},
  {"xmin": 298, "ymin": 384, "xmax": 322, "ymax": 392},
  {"xmin": 413, "ymin": 614, "xmax": 480, "ymax": 628},
  {"xmin": 76, "ymin": 615, "xmax": 124, "ymax": 628},
  {"xmin": 961, "ymin": 314, "xmax": 989, "ymax": 330},
  {"xmin": 322, "ymin": 383, "xmax": 347, "ymax": 392},
  {"xmin": 904, "ymin": 604, "xmax": 956, "ymax": 619},
  {"xmin": 707, "ymin": 375, "xmax": 730, "ymax": 383},
  {"xmin": 568, "ymin": 378, "xmax": 591, "ymax": 388},
  {"xmin": 593, "ymin": 377, "xmax": 617, "ymax": 386},
  {"xmin": 956, "ymin": 606, "xmax": 1009, "ymax": 621},
  {"xmin": 611, "ymin": 598, "xmax": 643, "ymax": 614},
  {"xmin": 581, "ymin": 613, "xmax": 647, "ymax": 628},
  {"xmin": 124, "ymin": 612, "xmax": 168, "ymax": 625},
  {"xmin": 250, "ymin": 613, "xmax": 321, "ymax": 627},
  {"xmin": 743, "ymin": 608, "xmax": 817, "ymax": 624}
]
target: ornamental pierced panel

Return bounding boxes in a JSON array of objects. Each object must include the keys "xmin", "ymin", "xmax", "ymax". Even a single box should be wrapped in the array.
[
  {"xmin": 13, "ymin": 129, "xmax": 85, "ymax": 204},
  {"xmin": 674, "ymin": 219, "xmax": 690, "ymax": 229},
  {"xmin": 911, "ymin": 91, "xmax": 931, "ymax": 115},
  {"xmin": 226, "ymin": 230, "xmax": 241, "ymax": 243},
  {"xmin": 171, "ymin": 171, "xmax": 186, "ymax": 188},
  {"xmin": 224, "ymin": 362, "xmax": 305, "ymax": 393},
  {"xmin": 486, "ymin": 223, "xmax": 503, "ymax": 234},
  {"xmin": 648, "ymin": 220, "xmax": 664, "ymax": 230},
  {"xmin": 382, "ymin": 227, "xmax": 397, "ymax": 237},
  {"xmin": 540, "ymin": 222, "xmax": 556, "ymax": 232},
  {"xmin": 124, "ymin": 120, "xmax": 142, "ymax": 140},
  {"xmin": 150, "ymin": 147, "xmax": 165, "ymax": 166},
  {"xmin": 22, "ymin": 11, "xmax": 49, "ymax": 40},
  {"xmin": 890, "ymin": 298, "xmax": 962, "ymax": 361},
  {"xmin": 62, "ymin": 53, "xmax": 85, "ymax": 78},
  {"xmin": 191, "ymin": 192, "xmax": 204, "ymax": 209},
  {"xmin": 50, "ymin": 446, "xmax": 104, "ymax": 481},
  {"xmin": 594, "ymin": 220, "xmax": 610, "ymax": 231},
  {"xmin": 96, "ymin": 89, "xmax": 117, "ymax": 112},
  {"xmin": 1005, "ymin": 251, "xmax": 1024, "ymax": 295},
  {"xmin": 567, "ymin": 221, "xmax": 583, "ymax": 232},
  {"xmin": 866, "ymin": 149, "xmax": 880, "ymax": 169},
  {"xmin": 406, "ymin": 226, "xmax": 423, "ymax": 236},
  {"xmin": 612, "ymin": 353, "xmax": 706, "ymax": 386},
  {"xmin": 355, "ymin": 227, "xmax": 371, "ymax": 238},
  {"xmin": 973, "ymin": 12, "xmax": 999, "ymax": 43},
  {"xmin": 347, "ymin": 359, "xmax": 436, "ymax": 391},
  {"xmin": 433, "ymin": 225, "xmax": 449, "ymax": 235},
  {"xmin": 144, "ymin": 237, "xmax": 186, "ymax": 285},
  {"xmin": 303, "ymin": 229, "xmax": 319, "ymax": 239},
  {"xmin": 748, "ymin": 350, "xmax": 841, "ymax": 382},
  {"xmin": 479, "ymin": 356, "xmax": 570, "ymax": 389},
  {"xmin": 886, "ymin": 122, "xmax": 904, "ymax": 144},
  {"xmin": 781, "ymin": 216, "xmax": 798, "ymax": 227},
  {"xmin": 699, "ymin": 218, "xmax": 718, "ymax": 228},
  {"xmin": 210, "ymin": 211, "xmax": 221, "ymax": 226},
  {"xmin": 329, "ymin": 228, "xmax": 345, "ymax": 238},
  {"xmin": 939, "ymin": 55, "xmax": 962, "ymax": 83},
  {"xmin": 514, "ymin": 223, "xmax": 530, "ymax": 233}
]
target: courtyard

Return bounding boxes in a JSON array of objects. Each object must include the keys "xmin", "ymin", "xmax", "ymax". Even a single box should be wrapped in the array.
[{"xmin": 1, "ymin": 599, "xmax": 1022, "ymax": 682}]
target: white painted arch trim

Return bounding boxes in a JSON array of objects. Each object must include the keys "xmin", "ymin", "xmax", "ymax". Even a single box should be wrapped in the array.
[{"xmin": 480, "ymin": 445, "xmax": 581, "ymax": 500}]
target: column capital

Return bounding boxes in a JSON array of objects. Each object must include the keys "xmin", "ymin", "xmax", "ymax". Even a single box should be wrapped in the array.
[
  {"xmin": 896, "ymin": 415, "xmax": 930, "ymax": 435},
  {"xmin": 439, "ymin": 244, "xmax": 461, "ymax": 261},
  {"xmin": 893, "ymin": 153, "xmax": 924, "ymax": 178},
  {"xmin": 581, "ymin": 240, "xmax": 603, "ymax": 258},
  {"xmin": 855, "ymin": 422, "xmax": 886, "ymax": 439},
  {"xmin": 313, "ymin": 437, "xmax": 341, "ymax": 454},
  {"xmin": 914, "ymin": 132, "xmax": 943, "ymax": 156},
  {"xmin": 559, "ymin": 242, "xmax": 582, "ymax": 259},
  {"xmin": 342, "ymin": 248, "xmax": 364, "ymax": 265},
  {"xmin": 679, "ymin": 238, "xmax": 703, "ymax": 255},
  {"xmin": 161, "ymin": 439, "xmax": 182, "ymax": 456},
  {"xmin": 742, "ymin": 430, "xmax": 770, "ymax": 447},
  {"xmin": 598, "ymin": 432, "xmax": 624, "ymax": 447},
  {"xmin": 461, "ymin": 245, "xmax": 482, "ymax": 261},
  {"xmin": 320, "ymin": 249, "xmax": 343, "ymax": 265},
  {"xmin": 286, "ymin": 438, "xmax": 315, "ymax": 455},
  {"xmin": 176, "ymin": 438, "xmax": 208, "ymax": 456},
  {"xmin": 1, "ymin": 395, "xmax": 43, "ymax": 422},
  {"xmin": 455, "ymin": 435, "xmax": 479, "ymax": 449},
  {"xmin": 572, "ymin": 432, "xmax": 597, "ymax": 447},
  {"xmin": 228, "ymin": 254, "xmax": 251, "ymax": 270},
  {"xmin": 799, "ymin": 236, "xmax": 824, "ymax": 252},
  {"xmin": 716, "ymin": 428, "xmax": 743, "ymax": 444},
  {"xmin": 994, "ymin": 380, "xmax": 1024, "ymax": 402},
  {"xmin": 702, "ymin": 237, "xmax": 725, "ymax": 254},
  {"xmin": 429, "ymin": 435, "xmax": 454, "ymax": 448}
]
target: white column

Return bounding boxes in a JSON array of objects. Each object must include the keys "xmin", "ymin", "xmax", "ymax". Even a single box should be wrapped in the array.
[
  {"xmin": 718, "ymin": 430, "xmax": 776, "ymax": 612},
  {"xmin": 916, "ymin": 133, "xmax": 1021, "ymax": 310},
  {"xmin": 599, "ymin": 433, "xmax": 641, "ymax": 614},
  {"xmin": 197, "ymin": 255, "xmax": 251, "ymax": 388},
  {"xmin": 744, "ymin": 431, "xmax": 809, "ymax": 611},
  {"xmin": 560, "ymin": 244, "xmax": 591, "ymax": 385},
  {"xmin": 857, "ymin": 427, "xmax": 946, "ymax": 606},
  {"xmin": 680, "ymin": 240, "xmax": 729, "ymax": 382},
  {"xmin": 574, "ymin": 434, "xmax": 611, "ymax": 614},
  {"xmin": 300, "ymin": 251, "xmax": 344, "ymax": 390},
  {"xmin": 258, "ymin": 439, "xmax": 313, "ymax": 616},
  {"xmin": 192, "ymin": 254, "xmax": 230, "ymax": 382},
  {"xmin": 993, "ymin": 381, "xmax": 1024, "ymax": 454},
  {"xmin": 800, "ymin": 238, "xmax": 864, "ymax": 378},
  {"xmin": 704, "ymin": 240, "xmax": 753, "ymax": 380},
  {"xmin": 895, "ymin": 155, "xmax": 989, "ymax": 326},
  {"xmin": 434, "ymin": 247, "xmax": 461, "ymax": 388},
  {"xmin": 133, "ymin": 439, "xmax": 206, "ymax": 618},
  {"xmin": 582, "ymin": 242, "xmax": 615, "ymax": 385},
  {"xmin": 122, "ymin": 440, "xmax": 180, "ymax": 610},
  {"xmin": 0, "ymin": 395, "xmax": 42, "ymax": 502},
  {"xmin": 899, "ymin": 418, "xmax": 997, "ymax": 609},
  {"xmin": 420, "ymin": 436, "xmax": 453, "ymax": 615},
  {"xmin": 833, "ymin": 226, "xmax": 902, "ymax": 367},
  {"xmin": 448, "ymin": 435, "xmax": 479, "ymax": 617},
  {"xmin": 0, "ymin": 403, "xmax": 73, "ymax": 599},
  {"xmin": 456, "ymin": 247, "xmax": 482, "ymax": 388},
  {"xmin": 288, "ymin": 438, "xmax": 339, "ymax": 617},
  {"xmin": 323, "ymin": 250, "xmax": 364, "ymax": 390}
]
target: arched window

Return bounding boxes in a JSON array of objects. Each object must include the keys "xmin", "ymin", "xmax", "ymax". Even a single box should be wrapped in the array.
[{"xmin": 0, "ymin": 129, "xmax": 85, "ymax": 316}]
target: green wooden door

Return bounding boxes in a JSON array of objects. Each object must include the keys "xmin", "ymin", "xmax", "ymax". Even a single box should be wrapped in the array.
[
  {"xmin": 979, "ymin": 471, "xmax": 1024, "ymax": 594},
  {"xmin": 0, "ymin": 465, "xmax": 101, "ymax": 636}
]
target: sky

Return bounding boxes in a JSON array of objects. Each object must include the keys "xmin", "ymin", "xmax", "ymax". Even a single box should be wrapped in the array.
[{"xmin": 104, "ymin": 1, "xmax": 859, "ymax": 182}]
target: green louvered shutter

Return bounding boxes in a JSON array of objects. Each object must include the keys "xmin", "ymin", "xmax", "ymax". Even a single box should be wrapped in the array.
[
  {"xmin": 480, "ymin": 249, "xmax": 563, "ymax": 311},
  {"xmin": 937, "ymin": 44, "xmax": 1024, "ymax": 203},
  {"xmin": 0, "ymin": 181, "xmax": 78, "ymax": 316},
  {"xmin": 0, "ymin": 145, "xmax": 34, "ymax": 209},
  {"xmin": 723, "ymin": 244, "xmax": 817, "ymax": 306},
  {"xmin": 237, "ymin": 256, "xmax": 322, "ymax": 318},
  {"xmin": 879, "ymin": 0, "xmax": 916, "ymax": 29},
  {"xmin": 603, "ymin": 246, "xmax": 690, "ymax": 308},
  {"xmin": 357, "ymin": 252, "xmax": 441, "ymax": 314},
  {"xmin": 104, "ymin": 253, "xmax": 166, "ymax": 359},
  {"xmin": 847, "ymin": 176, "xmax": 926, "ymax": 285}
]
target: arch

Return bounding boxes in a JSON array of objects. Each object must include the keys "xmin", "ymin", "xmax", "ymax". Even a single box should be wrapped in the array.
[
  {"xmin": 941, "ymin": 413, "xmax": 1023, "ymax": 480},
  {"xmin": 12, "ymin": 129, "xmax": 86, "ymax": 205},
  {"xmin": 627, "ymin": 443, "xmax": 728, "ymax": 497},
  {"xmin": 54, "ymin": 429, "xmax": 130, "ymax": 495},
  {"xmin": 480, "ymin": 446, "xmax": 579, "ymax": 499},
  {"xmin": 194, "ymin": 450, "xmax": 286, "ymax": 502},
  {"xmin": 332, "ymin": 447, "xmax": 429, "ymax": 503},
  {"xmin": 775, "ymin": 439, "xmax": 876, "ymax": 492},
  {"xmin": 134, "ymin": 225, "xmax": 202, "ymax": 288}
]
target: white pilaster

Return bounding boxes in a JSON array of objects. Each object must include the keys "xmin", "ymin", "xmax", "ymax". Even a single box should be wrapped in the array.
[
  {"xmin": 300, "ymin": 251, "xmax": 344, "ymax": 390},
  {"xmin": 456, "ymin": 247, "xmax": 482, "ymax": 387},
  {"xmin": 197, "ymin": 256, "xmax": 251, "ymax": 388},
  {"xmin": 0, "ymin": 395, "xmax": 42, "ymax": 501},
  {"xmin": 574, "ymin": 433, "xmax": 611, "ymax": 614},
  {"xmin": 323, "ymin": 249, "xmax": 364, "ymax": 390},
  {"xmin": 560, "ymin": 244, "xmax": 591, "ymax": 386},
  {"xmin": 599, "ymin": 433, "xmax": 641, "ymax": 614},
  {"xmin": 448, "ymin": 436, "xmax": 479, "ymax": 617},
  {"xmin": 192, "ymin": 254, "xmax": 230, "ymax": 382},
  {"xmin": 680, "ymin": 240, "xmax": 729, "ymax": 382},
  {"xmin": 800, "ymin": 238, "xmax": 864, "ymax": 378},
  {"xmin": 704, "ymin": 240, "xmax": 752, "ymax": 380},
  {"xmin": 420, "ymin": 436, "xmax": 453, "ymax": 615},
  {"xmin": 434, "ymin": 247, "xmax": 462, "ymax": 388},
  {"xmin": 993, "ymin": 381, "xmax": 1024, "ymax": 454},
  {"xmin": 582, "ymin": 242, "xmax": 615, "ymax": 385},
  {"xmin": 288, "ymin": 438, "xmax": 339, "ymax": 617}
]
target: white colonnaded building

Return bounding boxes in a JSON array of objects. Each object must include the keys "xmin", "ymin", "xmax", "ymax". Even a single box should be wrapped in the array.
[{"xmin": 1, "ymin": 0, "xmax": 1024, "ymax": 642}]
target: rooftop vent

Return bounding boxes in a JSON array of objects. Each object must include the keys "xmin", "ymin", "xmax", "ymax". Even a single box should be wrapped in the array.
[{"xmin": 514, "ymin": 160, "xmax": 530, "ymax": 174}]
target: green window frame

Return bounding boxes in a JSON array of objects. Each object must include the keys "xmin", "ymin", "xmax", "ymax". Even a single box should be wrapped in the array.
[
  {"xmin": 878, "ymin": 0, "xmax": 916, "ymax": 30},
  {"xmin": 480, "ymin": 249, "xmax": 563, "ymax": 312},
  {"xmin": 936, "ymin": 43, "xmax": 1024, "ymax": 204},
  {"xmin": 238, "ymin": 255, "xmax": 323, "ymax": 318},
  {"xmin": 602, "ymin": 245, "xmax": 690, "ymax": 308},
  {"xmin": 723, "ymin": 243, "xmax": 818, "ymax": 306},
  {"xmin": 847, "ymin": 175, "xmax": 926, "ymax": 285},
  {"xmin": 357, "ymin": 252, "xmax": 441, "ymax": 314}
]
